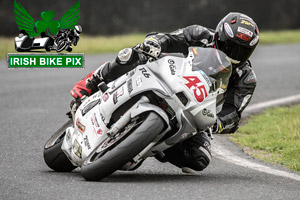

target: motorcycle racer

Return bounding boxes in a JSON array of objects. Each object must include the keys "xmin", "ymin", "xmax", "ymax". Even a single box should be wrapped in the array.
[
  {"xmin": 53, "ymin": 25, "xmax": 82, "ymax": 52},
  {"xmin": 70, "ymin": 12, "xmax": 259, "ymax": 173}
]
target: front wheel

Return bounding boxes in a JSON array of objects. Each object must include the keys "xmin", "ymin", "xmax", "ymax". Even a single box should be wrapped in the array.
[
  {"xmin": 81, "ymin": 112, "xmax": 165, "ymax": 181},
  {"xmin": 56, "ymin": 40, "xmax": 67, "ymax": 52},
  {"xmin": 43, "ymin": 119, "xmax": 77, "ymax": 172}
]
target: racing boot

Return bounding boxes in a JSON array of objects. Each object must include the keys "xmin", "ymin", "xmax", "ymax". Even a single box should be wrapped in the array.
[
  {"xmin": 71, "ymin": 46, "xmax": 145, "ymax": 99},
  {"xmin": 85, "ymin": 62, "xmax": 108, "ymax": 93},
  {"xmin": 86, "ymin": 47, "xmax": 145, "ymax": 91},
  {"xmin": 70, "ymin": 72, "xmax": 94, "ymax": 99}
]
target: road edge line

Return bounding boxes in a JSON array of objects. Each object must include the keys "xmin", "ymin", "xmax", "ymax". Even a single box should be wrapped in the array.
[{"xmin": 212, "ymin": 94, "xmax": 300, "ymax": 181}]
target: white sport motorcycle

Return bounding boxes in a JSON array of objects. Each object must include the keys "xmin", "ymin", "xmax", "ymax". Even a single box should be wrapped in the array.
[{"xmin": 43, "ymin": 47, "xmax": 232, "ymax": 181}]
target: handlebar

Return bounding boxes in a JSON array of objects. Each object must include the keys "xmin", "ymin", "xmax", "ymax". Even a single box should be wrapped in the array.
[
  {"xmin": 132, "ymin": 44, "xmax": 185, "ymax": 61},
  {"xmin": 132, "ymin": 45, "xmax": 159, "ymax": 61}
]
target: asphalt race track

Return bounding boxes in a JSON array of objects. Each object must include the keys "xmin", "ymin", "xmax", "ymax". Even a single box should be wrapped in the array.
[{"xmin": 1, "ymin": 44, "xmax": 300, "ymax": 200}]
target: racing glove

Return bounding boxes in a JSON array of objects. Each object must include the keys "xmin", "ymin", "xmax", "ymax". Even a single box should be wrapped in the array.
[{"xmin": 142, "ymin": 35, "xmax": 162, "ymax": 59}]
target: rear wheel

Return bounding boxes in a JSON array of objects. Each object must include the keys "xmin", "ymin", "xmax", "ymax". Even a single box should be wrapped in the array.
[
  {"xmin": 43, "ymin": 119, "xmax": 77, "ymax": 172},
  {"xmin": 81, "ymin": 112, "xmax": 165, "ymax": 181}
]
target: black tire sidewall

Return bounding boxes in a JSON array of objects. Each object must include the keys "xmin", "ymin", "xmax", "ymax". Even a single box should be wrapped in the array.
[
  {"xmin": 81, "ymin": 112, "xmax": 165, "ymax": 181},
  {"xmin": 43, "ymin": 120, "xmax": 77, "ymax": 172},
  {"xmin": 43, "ymin": 138, "xmax": 76, "ymax": 172}
]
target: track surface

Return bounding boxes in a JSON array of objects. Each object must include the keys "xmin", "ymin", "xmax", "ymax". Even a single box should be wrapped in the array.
[{"xmin": 1, "ymin": 44, "xmax": 300, "ymax": 200}]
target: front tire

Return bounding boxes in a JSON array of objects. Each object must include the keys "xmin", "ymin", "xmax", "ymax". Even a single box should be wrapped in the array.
[
  {"xmin": 56, "ymin": 40, "xmax": 67, "ymax": 52},
  {"xmin": 81, "ymin": 112, "xmax": 165, "ymax": 181},
  {"xmin": 43, "ymin": 119, "xmax": 77, "ymax": 172}
]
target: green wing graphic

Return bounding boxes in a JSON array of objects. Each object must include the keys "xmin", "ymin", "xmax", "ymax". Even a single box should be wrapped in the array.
[
  {"xmin": 14, "ymin": 0, "xmax": 38, "ymax": 37},
  {"xmin": 59, "ymin": 0, "xmax": 80, "ymax": 30}
]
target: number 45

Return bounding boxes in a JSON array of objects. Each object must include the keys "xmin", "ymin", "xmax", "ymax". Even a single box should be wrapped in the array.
[{"xmin": 183, "ymin": 76, "xmax": 208, "ymax": 103}]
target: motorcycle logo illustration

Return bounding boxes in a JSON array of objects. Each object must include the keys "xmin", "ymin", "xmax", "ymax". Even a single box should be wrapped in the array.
[{"xmin": 14, "ymin": 0, "xmax": 82, "ymax": 52}]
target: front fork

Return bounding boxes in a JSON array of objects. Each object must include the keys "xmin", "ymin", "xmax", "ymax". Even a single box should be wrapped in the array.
[{"xmin": 207, "ymin": 127, "xmax": 214, "ymax": 140}]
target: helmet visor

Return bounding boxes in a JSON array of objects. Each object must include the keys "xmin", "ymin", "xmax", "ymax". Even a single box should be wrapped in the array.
[{"xmin": 216, "ymin": 38, "xmax": 254, "ymax": 65}]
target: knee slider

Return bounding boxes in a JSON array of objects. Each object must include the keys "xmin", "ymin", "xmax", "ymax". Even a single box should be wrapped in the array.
[
  {"xmin": 188, "ymin": 146, "xmax": 212, "ymax": 171},
  {"xmin": 192, "ymin": 157, "xmax": 209, "ymax": 171}
]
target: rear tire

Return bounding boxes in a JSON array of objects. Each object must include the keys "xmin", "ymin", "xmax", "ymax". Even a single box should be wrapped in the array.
[
  {"xmin": 43, "ymin": 119, "xmax": 77, "ymax": 172},
  {"xmin": 81, "ymin": 112, "xmax": 165, "ymax": 181}
]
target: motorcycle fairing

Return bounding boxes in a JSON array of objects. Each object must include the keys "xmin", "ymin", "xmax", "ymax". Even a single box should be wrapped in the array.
[{"xmin": 62, "ymin": 47, "xmax": 232, "ymax": 167}]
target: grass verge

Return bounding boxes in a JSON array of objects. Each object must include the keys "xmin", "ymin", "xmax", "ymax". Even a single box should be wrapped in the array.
[
  {"xmin": 0, "ymin": 34, "xmax": 145, "ymax": 59},
  {"xmin": 1, "ymin": 36, "xmax": 16, "ymax": 59},
  {"xmin": 1, "ymin": 30, "xmax": 300, "ymax": 59},
  {"xmin": 260, "ymin": 30, "xmax": 300, "ymax": 44},
  {"xmin": 230, "ymin": 105, "xmax": 300, "ymax": 171},
  {"xmin": 72, "ymin": 34, "xmax": 145, "ymax": 54}
]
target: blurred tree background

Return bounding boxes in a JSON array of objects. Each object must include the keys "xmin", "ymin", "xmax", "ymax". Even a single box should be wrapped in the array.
[{"xmin": 1, "ymin": 0, "xmax": 299, "ymax": 36}]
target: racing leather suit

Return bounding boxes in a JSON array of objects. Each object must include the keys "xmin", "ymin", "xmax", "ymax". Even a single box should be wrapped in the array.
[{"xmin": 71, "ymin": 25, "xmax": 257, "ymax": 172}]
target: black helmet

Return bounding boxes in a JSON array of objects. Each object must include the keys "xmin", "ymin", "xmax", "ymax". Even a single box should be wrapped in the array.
[{"xmin": 215, "ymin": 12, "xmax": 259, "ymax": 66}]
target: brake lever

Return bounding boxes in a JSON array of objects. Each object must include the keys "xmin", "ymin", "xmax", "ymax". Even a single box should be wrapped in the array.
[{"xmin": 132, "ymin": 45, "xmax": 158, "ymax": 61}]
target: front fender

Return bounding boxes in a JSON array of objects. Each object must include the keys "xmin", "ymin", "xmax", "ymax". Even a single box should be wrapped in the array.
[{"xmin": 131, "ymin": 99, "xmax": 169, "ymax": 127}]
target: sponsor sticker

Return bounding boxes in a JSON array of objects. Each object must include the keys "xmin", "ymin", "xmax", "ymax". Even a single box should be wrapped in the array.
[
  {"xmin": 224, "ymin": 23, "xmax": 234, "ymax": 38},
  {"xmin": 92, "ymin": 125, "xmax": 102, "ymax": 136},
  {"xmin": 199, "ymin": 70, "xmax": 212, "ymax": 87},
  {"xmin": 250, "ymin": 36, "xmax": 259, "ymax": 46},
  {"xmin": 202, "ymin": 108, "xmax": 214, "ymax": 118},
  {"xmin": 91, "ymin": 113, "xmax": 103, "ymax": 136},
  {"xmin": 102, "ymin": 92, "xmax": 109, "ymax": 102},
  {"xmin": 76, "ymin": 118, "xmax": 85, "ymax": 133},
  {"xmin": 83, "ymin": 135, "xmax": 91, "ymax": 150},
  {"xmin": 236, "ymin": 33, "xmax": 251, "ymax": 41},
  {"xmin": 168, "ymin": 59, "xmax": 176, "ymax": 75},
  {"xmin": 91, "ymin": 113, "xmax": 100, "ymax": 128},
  {"xmin": 127, "ymin": 78, "xmax": 133, "ymax": 94},
  {"xmin": 241, "ymin": 19, "xmax": 254, "ymax": 27},
  {"xmin": 113, "ymin": 86, "xmax": 124, "ymax": 104},
  {"xmin": 136, "ymin": 76, "xmax": 142, "ymax": 87},
  {"xmin": 96, "ymin": 128, "xmax": 102, "ymax": 136},
  {"xmin": 237, "ymin": 27, "xmax": 253, "ymax": 37}
]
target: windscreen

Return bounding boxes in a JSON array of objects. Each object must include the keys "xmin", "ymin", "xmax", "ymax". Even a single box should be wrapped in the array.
[{"xmin": 190, "ymin": 47, "xmax": 232, "ymax": 92}]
